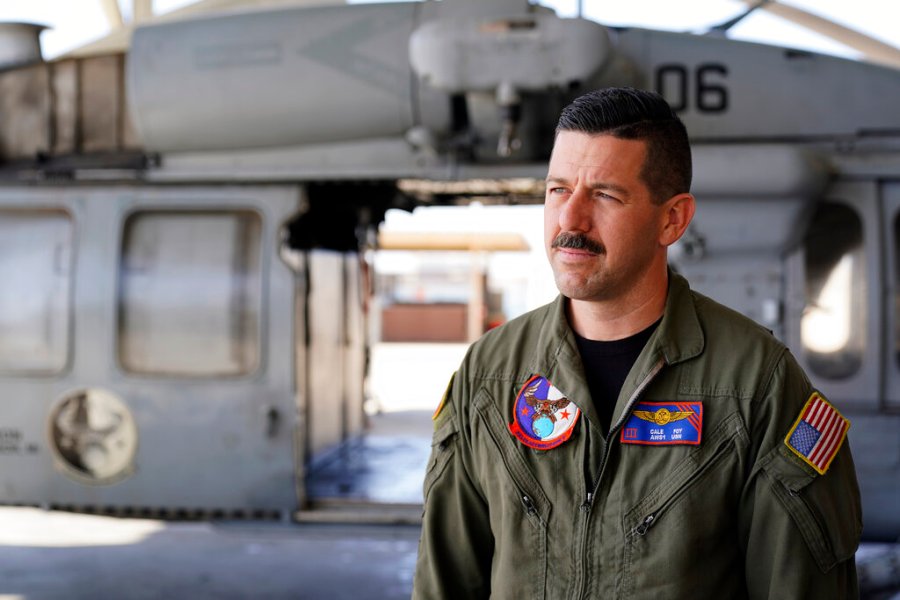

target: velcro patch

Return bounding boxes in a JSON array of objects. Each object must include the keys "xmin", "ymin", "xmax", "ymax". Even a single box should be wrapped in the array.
[
  {"xmin": 432, "ymin": 373, "xmax": 455, "ymax": 424},
  {"xmin": 620, "ymin": 402, "xmax": 702, "ymax": 445},
  {"xmin": 784, "ymin": 392, "xmax": 849, "ymax": 475},
  {"xmin": 508, "ymin": 375, "xmax": 580, "ymax": 451}
]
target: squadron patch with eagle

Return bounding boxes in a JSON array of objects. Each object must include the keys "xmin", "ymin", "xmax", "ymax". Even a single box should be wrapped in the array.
[
  {"xmin": 508, "ymin": 375, "xmax": 580, "ymax": 450},
  {"xmin": 620, "ymin": 401, "xmax": 703, "ymax": 445}
]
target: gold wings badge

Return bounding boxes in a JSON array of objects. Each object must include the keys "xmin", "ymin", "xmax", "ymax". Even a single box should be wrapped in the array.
[{"xmin": 632, "ymin": 407, "xmax": 693, "ymax": 426}]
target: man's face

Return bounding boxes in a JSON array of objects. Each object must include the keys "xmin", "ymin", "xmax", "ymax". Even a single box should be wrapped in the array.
[{"xmin": 544, "ymin": 131, "xmax": 668, "ymax": 303}]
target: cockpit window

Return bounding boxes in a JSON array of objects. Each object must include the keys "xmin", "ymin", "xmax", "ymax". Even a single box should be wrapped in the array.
[
  {"xmin": 800, "ymin": 202, "xmax": 865, "ymax": 379},
  {"xmin": 118, "ymin": 210, "xmax": 262, "ymax": 377},
  {"xmin": 0, "ymin": 209, "xmax": 72, "ymax": 374}
]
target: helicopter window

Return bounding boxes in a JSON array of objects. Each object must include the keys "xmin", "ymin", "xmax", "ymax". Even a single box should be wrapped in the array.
[
  {"xmin": 895, "ymin": 212, "xmax": 900, "ymax": 371},
  {"xmin": 0, "ymin": 209, "xmax": 72, "ymax": 374},
  {"xmin": 800, "ymin": 202, "xmax": 865, "ymax": 379},
  {"xmin": 118, "ymin": 210, "xmax": 262, "ymax": 377}
]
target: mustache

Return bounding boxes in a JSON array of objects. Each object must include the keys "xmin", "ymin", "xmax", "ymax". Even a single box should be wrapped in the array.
[{"xmin": 551, "ymin": 232, "xmax": 605, "ymax": 254}]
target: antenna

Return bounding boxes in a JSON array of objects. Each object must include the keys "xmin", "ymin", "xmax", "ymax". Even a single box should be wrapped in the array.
[{"xmin": 705, "ymin": 0, "xmax": 770, "ymax": 36}]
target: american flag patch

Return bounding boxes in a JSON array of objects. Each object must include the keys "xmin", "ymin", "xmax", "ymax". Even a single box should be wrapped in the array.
[{"xmin": 784, "ymin": 392, "xmax": 850, "ymax": 475}]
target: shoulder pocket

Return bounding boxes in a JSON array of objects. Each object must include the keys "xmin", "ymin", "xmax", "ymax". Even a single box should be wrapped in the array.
[
  {"xmin": 423, "ymin": 416, "xmax": 458, "ymax": 501},
  {"xmin": 761, "ymin": 445, "xmax": 861, "ymax": 572}
]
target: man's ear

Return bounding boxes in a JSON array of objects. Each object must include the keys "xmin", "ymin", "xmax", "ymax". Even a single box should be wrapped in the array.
[{"xmin": 659, "ymin": 193, "xmax": 696, "ymax": 247}]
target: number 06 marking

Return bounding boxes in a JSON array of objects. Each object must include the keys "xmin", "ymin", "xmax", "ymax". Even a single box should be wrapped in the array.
[{"xmin": 654, "ymin": 63, "xmax": 729, "ymax": 113}]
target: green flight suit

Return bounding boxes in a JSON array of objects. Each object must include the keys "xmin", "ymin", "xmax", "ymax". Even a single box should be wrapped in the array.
[{"xmin": 413, "ymin": 272, "xmax": 861, "ymax": 599}]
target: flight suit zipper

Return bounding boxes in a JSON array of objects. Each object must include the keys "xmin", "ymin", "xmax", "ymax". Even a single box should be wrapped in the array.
[
  {"xmin": 575, "ymin": 357, "xmax": 666, "ymax": 599},
  {"xmin": 522, "ymin": 494, "xmax": 538, "ymax": 516}
]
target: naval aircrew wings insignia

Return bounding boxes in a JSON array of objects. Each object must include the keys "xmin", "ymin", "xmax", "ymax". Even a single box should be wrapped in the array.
[
  {"xmin": 508, "ymin": 375, "xmax": 580, "ymax": 451},
  {"xmin": 621, "ymin": 402, "xmax": 703, "ymax": 445},
  {"xmin": 632, "ymin": 408, "xmax": 694, "ymax": 426}
]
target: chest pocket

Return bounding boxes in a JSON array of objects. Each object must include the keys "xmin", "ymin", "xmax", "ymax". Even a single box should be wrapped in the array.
[
  {"xmin": 472, "ymin": 388, "xmax": 551, "ymax": 600},
  {"xmin": 619, "ymin": 411, "xmax": 750, "ymax": 600}
]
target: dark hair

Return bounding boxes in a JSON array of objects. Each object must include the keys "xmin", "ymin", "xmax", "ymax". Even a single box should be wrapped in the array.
[{"xmin": 556, "ymin": 87, "xmax": 692, "ymax": 204}]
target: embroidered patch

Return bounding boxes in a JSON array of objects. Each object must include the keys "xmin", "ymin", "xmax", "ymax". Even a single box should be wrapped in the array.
[
  {"xmin": 784, "ymin": 392, "xmax": 849, "ymax": 475},
  {"xmin": 508, "ymin": 375, "xmax": 580, "ymax": 451},
  {"xmin": 620, "ymin": 402, "xmax": 702, "ymax": 445},
  {"xmin": 432, "ymin": 374, "xmax": 455, "ymax": 423}
]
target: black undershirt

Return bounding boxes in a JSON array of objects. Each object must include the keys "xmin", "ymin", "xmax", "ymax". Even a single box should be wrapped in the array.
[{"xmin": 573, "ymin": 318, "xmax": 661, "ymax": 432}]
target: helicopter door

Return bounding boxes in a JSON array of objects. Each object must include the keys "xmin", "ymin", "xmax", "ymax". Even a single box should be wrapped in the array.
[
  {"xmin": 0, "ymin": 186, "xmax": 302, "ymax": 517},
  {"xmin": 882, "ymin": 182, "xmax": 900, "ymax": 410},
  {"xmin": 785, "ymin": 181, "xmax": 881, "ymax": 410},
  {"xmin": 107, "ymin": 189, "xmax": 301, "ymax": 515}
]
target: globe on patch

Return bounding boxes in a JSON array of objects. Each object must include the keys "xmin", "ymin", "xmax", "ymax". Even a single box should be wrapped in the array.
[{"xmin": 532, "ymin": 415, "xmax": 554, "ymax": 439}]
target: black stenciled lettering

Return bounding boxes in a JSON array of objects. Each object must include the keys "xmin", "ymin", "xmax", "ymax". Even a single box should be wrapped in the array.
[
  {"xmin": 653, "ymin": 63, "xmax": 729, "ymax": 114},
  {"xmin": 655, "ymin": 64, "xmax": 688, "ymax": 112},
  {"xmin": 696, "ymin": 63, "xmax": 729, "ymax": 112}
]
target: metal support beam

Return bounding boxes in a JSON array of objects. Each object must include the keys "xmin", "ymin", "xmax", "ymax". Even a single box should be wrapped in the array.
[
  {"xmin": 134, "ymin": 0, "xmax": 154, "ymax": 22},
  {"xmin": 97, "ymin": 0, "xmax": 124, "ymax": 28},
  {"xmin": 739, "ymin": 0, "xmax": 900, "ymax": 69}
]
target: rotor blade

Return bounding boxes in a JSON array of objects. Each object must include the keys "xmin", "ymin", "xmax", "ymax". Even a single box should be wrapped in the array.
[
  {"xmin": 134, "ymin": 0, "xmax": 154, "ymax": 22},
  {"xmin": 737, "ymin": 0, "xmax": 900, "ymax": 68},
  {"xmin": 160, "ymin": 0, "xmax": 346, "ymax": 16},
  {"xmin": 98, "ymin": 0, "xmax": 125, "ymax": 29},
  {"xmin": 63, "ymin": 0, "xmax": 348, "ymax": 59}
]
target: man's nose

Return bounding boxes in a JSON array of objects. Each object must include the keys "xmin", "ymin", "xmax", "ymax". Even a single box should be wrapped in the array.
[{"xmin": 558, "ymin": 188, "xmax": 593, "ymax": 232}]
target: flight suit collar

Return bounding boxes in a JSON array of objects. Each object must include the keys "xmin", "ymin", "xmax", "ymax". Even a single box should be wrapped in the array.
[
  {"xmin": 527, "ymin": 295, "xmax": 594, "ymax": 428},
  {"xmin": 654, "ymin": 270, "xmax": 705, "ymax": 367}
]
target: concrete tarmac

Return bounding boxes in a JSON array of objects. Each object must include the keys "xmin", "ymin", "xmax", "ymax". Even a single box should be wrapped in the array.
[
  {"xmin": 0, "ymin": 507, "xmax": 420, "ymax": 600},
  {"xmin": 4, "ymin": 506, "xmax": 900, "ymax": 600}
]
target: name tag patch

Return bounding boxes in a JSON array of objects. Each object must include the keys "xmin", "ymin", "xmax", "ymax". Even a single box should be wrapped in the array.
[
  {"xmin": 620, "ymin": 402, "xmax": 703, "ymax": 445},
  {"xmin": 508, "ymin": 375, "xmax": 581, "ymax": 451},
  {"xmin": 784, "ymin": 392, "xmax": 849, "ymax": 475}
]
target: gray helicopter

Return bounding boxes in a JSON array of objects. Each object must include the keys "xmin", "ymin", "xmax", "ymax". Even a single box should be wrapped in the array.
[{"xmin": 0, "ymin": 0, "xmax": 897, "ymax": 567}]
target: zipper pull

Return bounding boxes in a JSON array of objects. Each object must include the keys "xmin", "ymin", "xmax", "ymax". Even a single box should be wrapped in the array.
[
  {"xmin": 580, "ymin": 492, "xmax": 592, "ymax": 513},
  {"xmin": 635, "ymin": 513, "xmax": 656, "ymax": 536},
  {"xmin": 521, "ymin": 494, "xmax": 537, "ymax": 516}
]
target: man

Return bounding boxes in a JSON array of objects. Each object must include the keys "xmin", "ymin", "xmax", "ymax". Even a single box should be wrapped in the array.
[{"xmin": 413, "ymin": 87, "xmax": 861, "ymax": 599}]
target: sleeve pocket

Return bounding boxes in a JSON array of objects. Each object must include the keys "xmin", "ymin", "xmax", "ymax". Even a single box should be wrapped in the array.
[
  {"xmin": 423, "ymin": 418, "xmax": 459, "ymax": 501},
  {"xmin": 761, "ymin": 446, "xmax": 862, "ymax": 572}
]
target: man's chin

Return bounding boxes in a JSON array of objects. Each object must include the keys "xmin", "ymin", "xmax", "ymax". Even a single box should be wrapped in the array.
[{"xmin": 553, "ymin": 276, "xmax": 604, "ymax": 302}]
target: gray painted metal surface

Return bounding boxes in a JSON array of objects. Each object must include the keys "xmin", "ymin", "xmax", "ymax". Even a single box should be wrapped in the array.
[
  {"xmin": 0, "ymin": 186, "xmax": 302, "ymax": 514},
  {"xmin": 123, "ymin": 3, "xmax": 900, "ymax": 162},
  {"xmin": 0, "ymin": 22, "xmax": 44, "ymax": 69},
  {"xmin": 127, "ymin": 3, "xmax": 438, "ymax": 152}
]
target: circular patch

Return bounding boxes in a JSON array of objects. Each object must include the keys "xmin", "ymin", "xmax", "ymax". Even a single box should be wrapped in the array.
[
  {"xmin": 508, "ymin": 375, "xmax": 580, "ymax": 450},
  {"xmin": 47, "ymin": 388, "xmax": 138, "ymax": 485}
]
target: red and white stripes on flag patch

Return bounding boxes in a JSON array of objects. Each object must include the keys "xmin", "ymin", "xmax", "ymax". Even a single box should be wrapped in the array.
[{"xmin": 784, "ymin": 392, "xmax": 850, "ymax": 475}]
